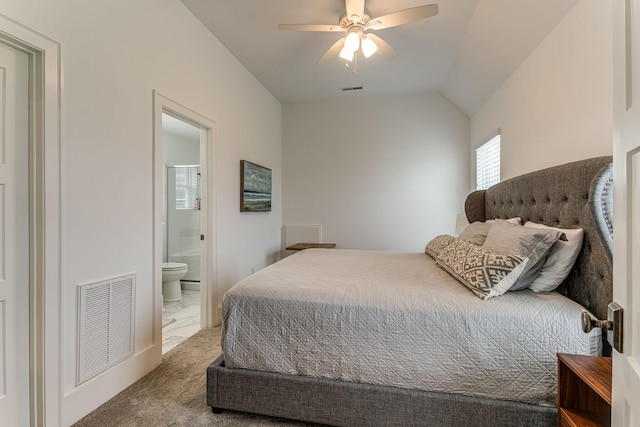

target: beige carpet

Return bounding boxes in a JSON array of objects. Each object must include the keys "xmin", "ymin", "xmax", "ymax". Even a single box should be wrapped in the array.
[{"xmin": 73, "ymin": 327, "xmax": 322, "ymax": 427}]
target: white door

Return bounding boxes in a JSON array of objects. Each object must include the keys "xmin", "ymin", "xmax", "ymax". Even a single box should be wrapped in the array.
[
  {"xmin": 0, "ymin": 43, "xmax": 30, "ymax": 424},
  {"xmin": 612, "ymin": 1, "xmax": 640, "ymax": 425}
]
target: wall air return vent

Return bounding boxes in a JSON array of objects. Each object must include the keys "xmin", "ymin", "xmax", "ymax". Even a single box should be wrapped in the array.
[
  {"xmin": 77, "ymin": 273, "xmax": 135, "ymax": 385},
  {"xmin": 341, "ymin": 86, "xmax": 363, "ymax": 91}
]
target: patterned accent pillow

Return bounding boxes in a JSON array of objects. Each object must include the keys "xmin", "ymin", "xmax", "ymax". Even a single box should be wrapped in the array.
[
  {"xmin": 436, "ymin": 238, "xmax": 529, "ymax": 300},
  {"xmin": 425, "ymin": 234, "xmax": 455, "ymax": 259}
]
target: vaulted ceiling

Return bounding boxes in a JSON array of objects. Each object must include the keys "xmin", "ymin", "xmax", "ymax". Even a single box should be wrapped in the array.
[{"xmin": 181, "ymin": 0, "xmax": 580, "ymax": 117}]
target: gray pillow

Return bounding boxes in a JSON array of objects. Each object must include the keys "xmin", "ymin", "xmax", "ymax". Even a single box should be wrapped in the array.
[
  {"xmin": 482, "ymin": 220, "xmax": 565, "ymax": 291},
  {"xmin": 458, "ymin": 217, "xmax": 522, "ymax": 246},
  {"xmin": 486, "ymin": 217, "xmax": 522, "ymax": 225},
  {"xmin": 458, "ymin": 222, "xmax": 492, "ymax": 245}
]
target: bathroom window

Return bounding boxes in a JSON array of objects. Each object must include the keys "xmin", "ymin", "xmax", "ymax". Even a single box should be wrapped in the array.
[{"xmin": 175, "ymin": 166, "xmax": 200, "ymax": 210}]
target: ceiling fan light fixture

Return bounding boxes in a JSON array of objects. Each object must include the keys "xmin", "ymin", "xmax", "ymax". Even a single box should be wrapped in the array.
[
  {"xmin": 339, "ymin": 46, "xmax": 355, "ymax": 61},
  {"xmin": 344, "ymin": 31, "xmax": 361, "ymax": 51},
  {"xmin": 361, "ymin": 36, "xmax": 378, "ymax": 58},
  {"xmin": 278, "ymin": 1, "xmax": 439, "ymax": 65}
]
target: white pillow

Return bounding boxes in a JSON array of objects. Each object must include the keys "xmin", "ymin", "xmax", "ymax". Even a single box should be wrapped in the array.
[{"xmin": 524, "ymin": 222, "xmax": 584, "ymax": 292}]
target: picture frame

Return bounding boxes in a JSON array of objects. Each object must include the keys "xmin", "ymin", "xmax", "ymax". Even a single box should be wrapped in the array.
[{"xmin": 240, "ymin": 160, "xmax": 272, "ymax": 212}]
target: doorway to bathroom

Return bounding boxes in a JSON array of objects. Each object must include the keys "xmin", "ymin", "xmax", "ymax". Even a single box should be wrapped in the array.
[
  {"xmin": 153, "ymin": 92, "xmax": 218, "ymax": 357},
  {"xmin": 161, "ymin": 114, "xmax": 202, "ymax": 353}
]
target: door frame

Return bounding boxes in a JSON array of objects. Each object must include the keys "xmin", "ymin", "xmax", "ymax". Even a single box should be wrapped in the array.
[
  {"xmin": 0, "ymin": 14, "xmax": 62, "ymax": 427},
  {"xmin": 152, "ymin": 92, "xmax": 218, "ymax": 347}
]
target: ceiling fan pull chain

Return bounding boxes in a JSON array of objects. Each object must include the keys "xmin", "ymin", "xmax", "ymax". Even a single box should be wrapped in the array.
[{"xmin": 354, "ymin": 52, "xmax": 359, "ymax": 74}]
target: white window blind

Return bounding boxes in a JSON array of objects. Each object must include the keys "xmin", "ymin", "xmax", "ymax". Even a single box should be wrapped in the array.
[
  {"xmin": 175, "ymin": 166, "xmax": 200, "ymax": 210},
  {"xmin": 476, "ymin": 135, "xmax": 501, "ymax": 190}
]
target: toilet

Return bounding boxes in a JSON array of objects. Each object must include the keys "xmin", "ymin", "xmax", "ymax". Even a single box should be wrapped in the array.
[{"xmin": 161, "ymin": 262, "xmax": 188, "ymax": 302}]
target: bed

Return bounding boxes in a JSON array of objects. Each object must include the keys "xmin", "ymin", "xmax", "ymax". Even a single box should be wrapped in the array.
[{"xmin": 207, "ymin": 156, "xmax": 613, "ymax": 426}]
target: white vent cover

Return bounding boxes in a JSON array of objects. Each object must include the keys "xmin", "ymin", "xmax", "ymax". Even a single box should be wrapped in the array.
[{"xmin": 77, "ymin": 273, "xmax": 135, "ymax": 385}]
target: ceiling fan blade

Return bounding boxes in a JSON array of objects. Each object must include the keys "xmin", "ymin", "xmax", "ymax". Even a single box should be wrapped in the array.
[
  {"xmin": 345, "ymin": 0, "xmax": 365, "ymax": 21},
  {"xmin": 278, "ymin": 24, "xmax": 343, "ymax": 32},
  {"xmin": 317, "ymin": 38, "xmax": 346, "ymax": 65},
  {"xmin": 366, "ymin": 34, "xmax": 397, "ymax": 59},
  {"xmin": 367, "ymin": 4, "xmax": 439, "ymax": 30}
]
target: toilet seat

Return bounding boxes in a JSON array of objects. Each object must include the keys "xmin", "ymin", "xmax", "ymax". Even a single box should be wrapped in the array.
[{"xmin": 162, "ymin": 262, "xmax": 188, "ymax": 271}]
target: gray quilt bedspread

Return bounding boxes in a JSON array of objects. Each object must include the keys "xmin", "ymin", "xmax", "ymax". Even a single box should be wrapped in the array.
[{"xmin": 221, "ymin": 249, "xmax": 601, "ymax": 406}]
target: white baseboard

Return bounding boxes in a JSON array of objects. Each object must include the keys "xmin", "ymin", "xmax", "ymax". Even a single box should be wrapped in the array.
[
  {"xmin": 63, "ymin": 344, "xmax": 162, "ymax": 425},
  {"xmin": 181, "ymin": 281, "xmax": 200, "ymax": 291}
]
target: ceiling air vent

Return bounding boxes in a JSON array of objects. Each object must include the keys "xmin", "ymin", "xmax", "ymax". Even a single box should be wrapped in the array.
[{"xmin": 341, "ymin": 86, "xmax": 363, "ymax": 92}]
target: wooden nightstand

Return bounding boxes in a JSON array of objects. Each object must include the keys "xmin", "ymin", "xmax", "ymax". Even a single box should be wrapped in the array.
[
  {"xmin": 557, "ymin": 353, "xmax": 611, "ymax": 427},
  {"xmin": 285, "ymin": 243, "xmax": 336, "ymax": 251}
]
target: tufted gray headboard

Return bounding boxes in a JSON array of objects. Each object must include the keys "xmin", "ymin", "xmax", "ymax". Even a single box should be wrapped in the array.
[{"xmin": 464, "ymin": 156, "xmax": 613, "ymax": 322}]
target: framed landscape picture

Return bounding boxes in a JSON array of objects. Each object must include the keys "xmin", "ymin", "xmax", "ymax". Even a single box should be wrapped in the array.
[{"xmin": 240, "ymin": 160, "xmax": 272, "ymax": 212}]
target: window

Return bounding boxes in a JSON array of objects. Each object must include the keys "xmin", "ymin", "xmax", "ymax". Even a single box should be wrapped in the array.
[
  {"xmin": 476, "ymin": 134, "xmax": 500, "ymax": 190},
  {"xmin": 175, "ymin": 166, "xmax": 200, "ymax": 210}
]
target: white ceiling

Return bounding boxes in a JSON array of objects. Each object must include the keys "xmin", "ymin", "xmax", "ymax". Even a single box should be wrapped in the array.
[{"xmin": 181, "ymin": 0, "xmax": 580, "ymax": 117}]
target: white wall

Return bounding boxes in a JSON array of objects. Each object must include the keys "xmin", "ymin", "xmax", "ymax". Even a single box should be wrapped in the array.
[
  {"xmin": 163, "ymin": 128, "xmax": 200, "ymax": 166},
  {"xmin": 282, "ymin": 93, "xmax": 469, "ymax": 252},
  {"xmin": 470, "ymin": 0, "xmax": 613, "ymax": 184},
  {"xmin": 0, "ymin": 0, "xmax": 282, "ymax": 424}
]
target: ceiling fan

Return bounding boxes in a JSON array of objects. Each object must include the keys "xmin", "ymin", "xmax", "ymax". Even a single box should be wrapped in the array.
[{"xmin": 278, "ymin": 0, "xmax": 439, "ymax": 65}]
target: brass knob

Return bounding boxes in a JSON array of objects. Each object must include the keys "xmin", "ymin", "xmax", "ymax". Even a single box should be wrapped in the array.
[{"xmin": 581, "ymin": 311, "xmax": 613, "ymax": 333}]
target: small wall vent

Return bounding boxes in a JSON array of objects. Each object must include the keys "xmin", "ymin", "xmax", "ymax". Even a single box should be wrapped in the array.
[
  {"xmin": 341, "ymin": 86, "xmax": 363, "ymax": 91},
  {"xmin": 77, "ymin": 273, "xmax": 135, "ymax": 385}
]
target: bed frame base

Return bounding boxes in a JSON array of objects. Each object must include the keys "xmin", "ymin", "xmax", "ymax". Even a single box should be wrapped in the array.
[{"xmin": 207, "ymin": 355, "xmax": 556, "ymax": 426}]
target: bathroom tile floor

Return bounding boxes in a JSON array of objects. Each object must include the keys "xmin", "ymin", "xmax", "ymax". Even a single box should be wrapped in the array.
[{"xmin": 162, "ymin": 289, "xmax": 201, "ymax": 354}]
